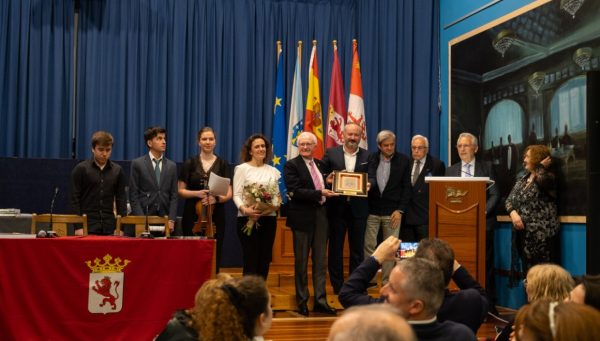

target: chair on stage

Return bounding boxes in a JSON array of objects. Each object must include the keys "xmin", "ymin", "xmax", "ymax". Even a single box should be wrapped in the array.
[
  {"xmin": 31, "ymin": 214, "xmax": 88, "ymax": 236},
  {"xmin": 115, "ymin": 215, "xmax": 170, "ymax": 237}
]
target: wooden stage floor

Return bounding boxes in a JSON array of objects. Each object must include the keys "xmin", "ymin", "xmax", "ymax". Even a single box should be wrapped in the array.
[{"xmin": 221, "ymin": 268, "xmax": 514, "ymax": 341}]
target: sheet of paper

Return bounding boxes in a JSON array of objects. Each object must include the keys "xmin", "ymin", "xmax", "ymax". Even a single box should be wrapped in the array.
[{"xmin": 208, "ymin": 173, "xmax": 230, "ymax": 196}]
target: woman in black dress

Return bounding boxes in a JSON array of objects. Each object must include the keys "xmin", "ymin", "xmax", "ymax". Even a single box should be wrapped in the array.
[
  {"xmin": 178, "ymin": 127, "xmax": 232, "ymax": 269},
  {"xmin": 505, "ymin": 144, "xmax": 558, "ymax": 274}
]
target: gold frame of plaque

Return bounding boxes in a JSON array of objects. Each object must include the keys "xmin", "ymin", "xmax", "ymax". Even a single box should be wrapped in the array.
[{"xmin": 332, "ymin": 171, "xmax": 368, "ymax": 197}]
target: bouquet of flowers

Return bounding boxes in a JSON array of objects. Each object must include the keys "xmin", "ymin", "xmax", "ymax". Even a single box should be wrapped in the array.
[{"xmin": 241, "ymin": 181, "xmax": 281, "ymax": 235}]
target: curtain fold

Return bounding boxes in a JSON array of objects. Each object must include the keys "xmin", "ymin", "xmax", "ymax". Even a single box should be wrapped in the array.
[
  {"xmin": 0, "ymin": 0, "xmax": 73, "ymax": 158},
  {"xmin": 1, "ymin": 0, "xmax": 440, "ymax": 162}
]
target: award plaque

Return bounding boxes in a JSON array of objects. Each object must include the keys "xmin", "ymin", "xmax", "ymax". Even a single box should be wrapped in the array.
[{"xmin": 332, "ymin": 171, "xmax": 368, "ymax": 197}]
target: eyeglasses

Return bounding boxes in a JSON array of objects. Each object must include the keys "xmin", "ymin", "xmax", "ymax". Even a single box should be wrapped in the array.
[
  {"xmin": 523, "ymin": 278, "xmax": 528, "ymax": 288},
  {"xmin": 298, "ymin": 142, "xmax": 315, "ymax": 147},
  {"xmin": 411, "ymin": 146, "xmax": 426, "ymax": 151}
]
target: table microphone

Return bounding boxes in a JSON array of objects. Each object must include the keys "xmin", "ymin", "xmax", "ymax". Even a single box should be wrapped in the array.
[
  {"xmin": 47, "ymin": 187, "xmax": 59, "ymax": 237},
  {"xmin": 139, "ymin": 192, "xmax": 153, "ymax": 239}
]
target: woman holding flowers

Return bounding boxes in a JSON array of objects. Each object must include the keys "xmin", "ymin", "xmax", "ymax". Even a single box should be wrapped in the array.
[
  {"xmin": 233, "ymin": 134, "xmax": 281, "ymax": 279},
  {"xmin": 178, "ymin": 127, "xmax": 232, "ymax": 271}
]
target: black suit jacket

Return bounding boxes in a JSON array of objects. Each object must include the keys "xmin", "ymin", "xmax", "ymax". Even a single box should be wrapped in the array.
[
  {"xmin": 445, "ymin": 160, "xmax": 499, "ymax": 216},
  {"xmin": 129, "ymin": 154, "xmax": 179, "ymax": 221},
  {"xmin": 284, "ymin": 156, "xmax": 327, "ymax": 232},
  {"xmin": 322, "ymin": 146, "xmax": 370, "ymax": 218},
  {"xmin": 367, "ymin": 151, "xmax": 411, "ymax": 215},
  {"xmin": 405, "ymin": 154, "xmax": 446, "ymax": 226}
]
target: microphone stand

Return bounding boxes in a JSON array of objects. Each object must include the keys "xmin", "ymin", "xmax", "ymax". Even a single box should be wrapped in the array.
[
  {"xmin": 140, "ymin": 193, "xmax": 153, "ymax": 238},
  {"xmin": 48, "ymin": 187, "xmax": 59, "ymax": 237}
]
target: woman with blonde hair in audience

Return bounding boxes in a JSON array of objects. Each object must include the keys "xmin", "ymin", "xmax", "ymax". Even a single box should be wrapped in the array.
[
  {"xmin": 195, "ymin": 275, "xmax": 272, "ymax": 341},
  {"xmin": 514, "ymin": 299, "xmax": 600, "ymax": 341},
  {"xmin": 496, "ymin": 264, "xmax": 574, "ymax": 341}
]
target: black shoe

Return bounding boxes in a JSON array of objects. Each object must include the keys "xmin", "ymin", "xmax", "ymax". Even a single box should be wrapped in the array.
[
  {"xmin": 313, "ymin": 303, "xmax": 336, "ymax": 315},
  {"xmin": 297, "ymin": 303, "xmax": 309, "ymax": 316}
]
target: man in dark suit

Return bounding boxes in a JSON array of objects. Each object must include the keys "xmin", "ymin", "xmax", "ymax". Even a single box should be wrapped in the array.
[
  {"xmin": 402, "ymin": 134, "xmax": 446, "ymax": 242},
  {"xmin": 322, "ymin": 122, "xmax": 370, "ymax": 293},
  {"xmin": 284, "ymin": 132, "xmax": 338, "ymax": 316},
  {"xmin": 129, "ymin": 127, "xmax": 179, "ymax": 234},
  {"xmin": 445, "ymin": 132, "xmax": 499, "ymax": 313},
  {"xmin": 364, "ymin": 130, "xmax": 411, "ymax": 284}
]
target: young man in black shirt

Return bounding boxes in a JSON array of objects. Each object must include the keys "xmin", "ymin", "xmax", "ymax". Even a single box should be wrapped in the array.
[{"xmin": 70, "ymin": 131, "xmax": 127, "ymax": 235}]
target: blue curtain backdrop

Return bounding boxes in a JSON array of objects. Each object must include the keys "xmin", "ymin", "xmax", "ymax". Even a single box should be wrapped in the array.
[
  {"xmin": 1, "ymin": 0, "xmax": 439, "ymax": 162},
  {"xmin": 0, "ymin": 0, "xmax": 73, "ymax": 158}
]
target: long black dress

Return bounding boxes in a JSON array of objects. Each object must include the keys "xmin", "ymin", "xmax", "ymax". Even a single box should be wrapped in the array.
[{"xmin": 179, "ymin": 156, "xmax": 231, "ymax": 269}]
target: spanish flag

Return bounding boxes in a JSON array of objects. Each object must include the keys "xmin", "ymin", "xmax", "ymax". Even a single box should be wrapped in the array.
[{"xmin": 304, "ymin": 40, "xmax": 324, "ymax": 158}]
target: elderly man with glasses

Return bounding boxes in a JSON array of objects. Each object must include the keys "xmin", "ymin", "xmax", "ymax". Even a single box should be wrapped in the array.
[{"xmin": 402, "ymin": 135, "xmax": 446, "ymax": 242}]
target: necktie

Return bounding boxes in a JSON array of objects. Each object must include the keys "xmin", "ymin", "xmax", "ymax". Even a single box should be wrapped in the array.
[
  {"xmin": 154, "ymin": 159, "xmax": 161, "ymax": 185},
  {"xmin": 412, "ymin": 160, "xmax": 421, "ymax": 186},
  {"xmin": 464, "ymin": 163, "xmax": 472, "ymax": 177},
  {"xmin": 309, "ymin": 161, "xmax": 325, "ymax": 203}
]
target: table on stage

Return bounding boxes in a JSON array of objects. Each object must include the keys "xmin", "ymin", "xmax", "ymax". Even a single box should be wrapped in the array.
[{"xmin": 0, "ymin": 236, "xmax": 215, "ymax": 340}]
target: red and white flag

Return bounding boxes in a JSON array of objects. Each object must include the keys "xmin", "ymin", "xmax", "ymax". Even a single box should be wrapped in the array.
[
  {"xmin": 325, "ymin": 41, "xmax": 346, "ymax": 148},
  {"xmin": 347, "ymin": 39, "xmax": 368, "ymax": 149}
]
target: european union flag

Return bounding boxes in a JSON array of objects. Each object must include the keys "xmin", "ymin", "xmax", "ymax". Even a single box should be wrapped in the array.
[{"xmin": 271, "ymin": 48, "xmax": 287, "ymax": 203}]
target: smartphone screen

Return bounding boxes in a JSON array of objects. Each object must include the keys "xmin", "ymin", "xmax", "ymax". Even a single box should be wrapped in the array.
[{"xmin": 396, "ymin": 242, "xmax": 419, "ymax": 259}]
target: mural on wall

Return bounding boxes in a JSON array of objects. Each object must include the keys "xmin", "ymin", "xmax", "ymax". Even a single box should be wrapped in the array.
[{"xmin": 450, "ymin": 0, "xmax": 599, "ymax": 216}]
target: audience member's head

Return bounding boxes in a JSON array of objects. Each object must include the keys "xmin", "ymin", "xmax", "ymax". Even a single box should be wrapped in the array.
[
  {"xmin": 194, "ymin": 275, "xmax": 271, "ymax": 340},
  {"xmin": 569, "ymin": 274, "xmax": 600, "ymax": 311},
  {"xmin": 514, "ymin": 299, "xmax": 600, "ymax": 341},
  {"xmin": 525, "ymin": 264, "xmax": 574, "ymax": 302},
  {"xmin": 414, "ymin": 238, "xmax": 455, "ymax": 286},
  {"xmin": 380, "ymin": 257, "xmax": 445, "ymax": 320},
  {"xmin": 328, "ymin": 304, "xmax": 416, "ymax": 341}
]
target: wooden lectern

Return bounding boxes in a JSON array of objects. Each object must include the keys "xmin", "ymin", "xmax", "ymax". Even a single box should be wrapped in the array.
[{"xmin": 425, "ymin": 177, "xmax": 492, "ymax": 287}]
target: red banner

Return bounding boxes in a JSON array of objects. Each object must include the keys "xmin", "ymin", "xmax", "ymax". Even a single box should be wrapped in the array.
[
  {"xmin": 326, "ymin": 43, "xmax": 347, "ymax": 148},
  {"xmin": 0, "ymin": 236, "xmax": 214, "ymax": 340}
]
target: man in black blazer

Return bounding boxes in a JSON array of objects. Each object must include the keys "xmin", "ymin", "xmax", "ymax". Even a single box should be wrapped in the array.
[
  {"xmin": 129, "ymin": 127, "xmax": 179, "ymax": 234},
  {"xmin": 445, "ymin": 132, "xmax": 499, "ymax": 312},
  {"xmin": 322, "ymin": 122, "xmax": 370, "ymax": 293},
  {"xmin": 365, "ymin": 130, "xmax": 411, "ymax": 284},
  {"xmin": 284, "ymin": 132, "xmax": 338, "ymax": 316},
  {"xmin": 403, "ymin": 134, "xmax": 446, "ymax": 242}
]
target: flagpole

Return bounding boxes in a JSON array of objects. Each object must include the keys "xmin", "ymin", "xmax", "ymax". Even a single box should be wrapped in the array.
[
  {"xmin": 298, "ymin": 40, "xmax": 302, "ymax": 64},
  {"xmin": 277, "ymin": 40, "xmax": 282, "ymax": 59}
]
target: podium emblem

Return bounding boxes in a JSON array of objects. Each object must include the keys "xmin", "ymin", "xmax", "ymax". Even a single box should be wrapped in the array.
[
  {"xmin": 445, "ymin": 186, "xmax": 468, "ymax": 203},
  {"xmin": 85, "ymin": 254, "xmax": 131, "ymax": 314}
]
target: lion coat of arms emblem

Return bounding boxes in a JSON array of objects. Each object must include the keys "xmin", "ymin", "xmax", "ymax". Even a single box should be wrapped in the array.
[{"xmin": 85, "ymin": 254, "xmax": 131, "ymax": 314}]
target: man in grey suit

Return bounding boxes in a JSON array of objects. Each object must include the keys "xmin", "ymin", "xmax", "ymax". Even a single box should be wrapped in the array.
[
  {"xmin": 445, "ymin": 132, "xmax": 499, "ymax": 313},
  {"xmin": 322, "ymin": 122, "xmax": 370, "ymax": 293},
  {"xmin": 129, "ymin": 127, "xmax": 178, "ymax": 234}
]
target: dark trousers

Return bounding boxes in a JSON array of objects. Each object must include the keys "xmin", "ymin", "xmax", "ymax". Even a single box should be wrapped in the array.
[
  {"xmin": 400, "ymin": 224, "xmax": 429, "ymax": 242},
  {"xmin": 236, "ymin": 215, "xmax": 277, "ymax": 280},
  {"xmin": 293, "ymin": 206, "xmax": 329, "ymax": 307},
  {"xmin": 328, "ymin": 202, "xmax": 367, "ymax": 292}
]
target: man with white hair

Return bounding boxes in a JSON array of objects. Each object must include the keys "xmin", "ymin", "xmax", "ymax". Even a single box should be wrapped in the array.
[
  {"xmin": 446, "ymin": 132, "xmax": 499, "ymax": 313},
  {"xmin": 328, "ymin": 304, "xmax": 416, "ymax": 341},
  {"xmin": 403, "ymin": 134, "xmax": 445, "ymax": 242},
  {"xmin": 284, "ymin": 131, "xmax": 338, "ymax": 316}
]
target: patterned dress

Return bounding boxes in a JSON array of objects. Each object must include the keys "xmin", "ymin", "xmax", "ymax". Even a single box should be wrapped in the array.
[{"xmin": 505, "ymin": 166, "xmax": 559, "ymax": 276}]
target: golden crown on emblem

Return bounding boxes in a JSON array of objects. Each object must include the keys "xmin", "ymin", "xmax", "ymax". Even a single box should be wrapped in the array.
[{"xmin": 85, "ymin": 254, "xmax": 131, "ymax": 273}]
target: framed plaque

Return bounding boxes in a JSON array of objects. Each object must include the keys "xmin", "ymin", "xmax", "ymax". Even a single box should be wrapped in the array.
[{"xmin": 332, "ymin": 171, "xmax": 368, "ymax": 197}]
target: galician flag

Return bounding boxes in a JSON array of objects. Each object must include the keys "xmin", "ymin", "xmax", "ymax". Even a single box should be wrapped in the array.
[
  {"xmin": 304, "ymin": 40, "xmax": 324, "ymax": 159},
  {"xmin": 287, "ymin": 41, "xmax": 304, "ymax": 160},
  {"xmin": 325, "ymin": 41, "xmax": 347, "ymax": 148},
  {"xmin": 347, "ymin": 39, "xmax": 368, "ymax": 149},
  {"xmin": 271, "ymin": 42, "xmax": 287, "ymax": 202}
]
